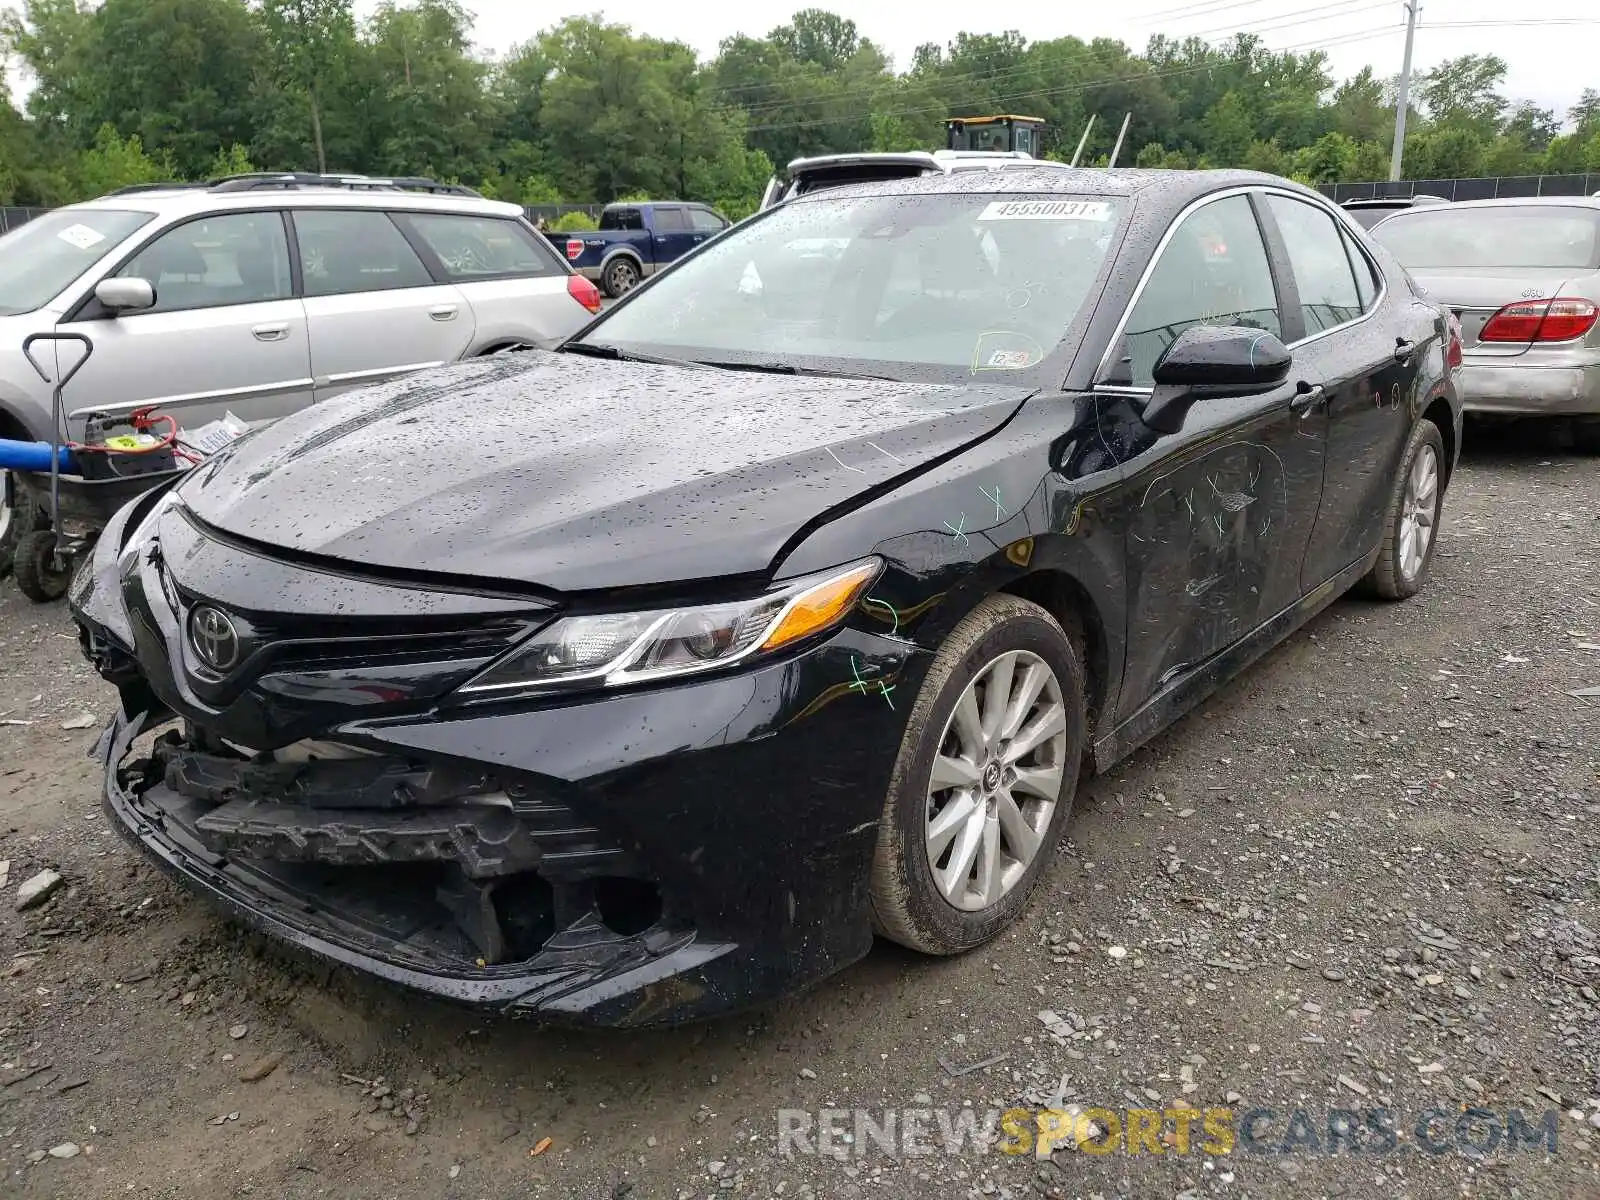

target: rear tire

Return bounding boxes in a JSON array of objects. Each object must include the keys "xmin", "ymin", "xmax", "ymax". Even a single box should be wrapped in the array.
[
  {"xmin": 1364, "ymin": 420, "xmax": 1445, "ymax": 601},
  {"xmin": 13, "ymin": 530, "xmax": 73, "ymax": 603},
  {"xmin": 1572, "ymin": 419, "xmax": 1600, "ymax": 455},
  {"xmin": 602, "ymin": 258, "xmax": 640, "ymax": 298},
  {"xmin": 869, "ymin": 594, "xmax": 1085, "ymax": 955},
  {"xmin": 0, "ymin": 472, "xmax": 45, "ymax": 581}
]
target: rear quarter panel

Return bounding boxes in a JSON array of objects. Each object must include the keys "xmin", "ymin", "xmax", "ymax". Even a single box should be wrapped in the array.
[{"xmin": 454, "ymin": 276, "xmax": 592, "ymax": 350}]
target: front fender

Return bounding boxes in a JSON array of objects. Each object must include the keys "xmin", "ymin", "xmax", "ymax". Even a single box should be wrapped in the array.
[{"xmin": 774, "ymin": 396, "xmax": 1129, "ymax": 742}]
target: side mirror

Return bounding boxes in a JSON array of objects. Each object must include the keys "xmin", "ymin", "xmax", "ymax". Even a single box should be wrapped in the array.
[
  {"xmin": 1141, "ymin": 325, "xmax": 1291, "ymax": 434},
  {"xmin": 94, "ymin": 277, "xmax": 156, "ymax": 313}
]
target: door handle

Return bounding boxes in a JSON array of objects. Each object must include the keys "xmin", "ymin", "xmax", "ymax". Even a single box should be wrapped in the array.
[
  {"xmin": 429, "ymin": 305, "xmax": 458, "ymax": 321},
  {"xmin": 1393, "ymin": 338, "xmax": 1416, "ymax": 364},
  {"xmin": 252, "ymin": 323, "xmax": 289, "ymax": 342},
  {"xmin": 1290, "ymin": 382, "xmax": 1326, "ymax": 413}
]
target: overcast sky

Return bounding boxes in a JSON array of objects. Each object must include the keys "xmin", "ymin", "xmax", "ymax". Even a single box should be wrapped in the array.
[{"xmin": 393, "ymin": 0, "xmax": 1596, "ymax": 125}]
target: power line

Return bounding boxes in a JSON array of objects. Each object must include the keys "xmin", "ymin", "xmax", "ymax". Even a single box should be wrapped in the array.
[
  {"xmin": 1135, "ymin": 0, "xmax": 1285, "ymax": 24},
  {"xmin": 1189, "ymin": 0, "xmax": 1392, "ymax": 41},
  {"xmin": 1419, "ymin": 17, "xmax": 1600, "ymax": 26},
  {"xmin": 740, "ymin": 25, "xmax": 1401, "ymax": 135}
]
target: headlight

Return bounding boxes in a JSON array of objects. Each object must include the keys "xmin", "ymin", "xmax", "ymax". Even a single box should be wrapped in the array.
[{"xmin": 458, "ymin": 557, "xmax": 882, "ymax": 697}]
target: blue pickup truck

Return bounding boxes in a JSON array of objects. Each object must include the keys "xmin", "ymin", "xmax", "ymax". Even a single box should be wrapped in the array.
[{"xmin": 551, "ymin": 202, "xmax": 730, "ymax": 298}]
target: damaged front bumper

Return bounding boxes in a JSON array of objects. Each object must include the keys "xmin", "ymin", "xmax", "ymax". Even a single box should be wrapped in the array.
[
  {"xmin": 101, "ymin": 707, "xmax": 728, "ymax": 1020},
  {"xmin": 81, "ymin": 499, "xmax": 929, "ymax": 1026}
]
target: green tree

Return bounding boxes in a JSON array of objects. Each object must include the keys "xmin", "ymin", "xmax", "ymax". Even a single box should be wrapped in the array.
[
  {"xmin": 74, "ymin": 123, "xmax": 178, "ymax": 196},
  {"xmin": 364, "ymin": 0, "xmax": 491, "ymax": 179},
  {"xmin": 260, "ymin": 0, "xmax": 356, "ymax": 174},
  {"xmin": 205, "ymin": 142, "xmax": 256, "ymax": 179},
  {"xmin": 1417, "ymin": 55, "xmax": 1508, "ymax": 139}
]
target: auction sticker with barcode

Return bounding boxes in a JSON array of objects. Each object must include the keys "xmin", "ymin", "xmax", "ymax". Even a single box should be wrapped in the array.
[
  {"xmin": 56, "ymin": 224, "xmax": 107, "ymax": 250},
  {"xmin": 976, "ymin": 200, "xmax": 1112, "ymax": 222}
]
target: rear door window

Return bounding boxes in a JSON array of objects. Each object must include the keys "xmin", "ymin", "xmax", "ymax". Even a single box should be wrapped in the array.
[
  {"xmin": 1341, "ymin": 227, "xmax": 1380, "ymax": 311},
  {"xmin": 1265, "ymin": 194, "xmax": 1363, "ymax": 335},
  {"xmin": 689, "ymin": 208, "xmax": 726, "ymax": 233},
  {"xmin": 653, "ymin": 208, "xmax": 689, "ymax": 233},
  {"xmin": 397, "ymin": 212, "xmax": 561, "ymax": 280},
  {"xmin": 292, "ymin": 209, "xmax": 434, "ymax": 296}
]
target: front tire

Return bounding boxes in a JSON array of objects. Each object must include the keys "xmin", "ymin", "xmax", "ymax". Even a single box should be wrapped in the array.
[
  {"xmin": 1364, "ymin": 420, "xmax": 1445, "ymax": 600},
  {"xmin": 870, "ymin": 594, "xmax": 1085, "ymax": 955}
]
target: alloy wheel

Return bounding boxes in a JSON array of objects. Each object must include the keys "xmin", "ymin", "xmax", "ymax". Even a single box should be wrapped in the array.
[
  {"xmin": 1398, "ymin": 443, "xmax": 1439, "ymax": 582},
  {"xmin": 0, "ymin": 476, "xmax": 13, "ymax": 547},
  {"xmin": 925, "ymin": 649, "xmax": 1068, "ymax": 912},
  {"xmin": 608, "ymin": 261, "xmax": 638, "ymax": 295}
]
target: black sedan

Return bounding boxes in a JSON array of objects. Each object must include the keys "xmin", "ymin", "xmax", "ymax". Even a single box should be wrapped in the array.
[{"xmin": 71, "ymin": 168, "xmax": 1462, "ymax": 1026}]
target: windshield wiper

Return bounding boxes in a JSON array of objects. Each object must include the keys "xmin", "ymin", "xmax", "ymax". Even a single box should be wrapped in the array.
[
  {"xmin": 695, "ymin": 360, "xmax": 901, "ymax": 382},
  {"xmin": 560, "ymin": 342, "xmax": 713, "ymax": 370}
]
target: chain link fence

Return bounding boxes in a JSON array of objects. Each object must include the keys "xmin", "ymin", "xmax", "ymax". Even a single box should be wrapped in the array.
[{"xmin": 1320, "ymin": 174, "xmax": 1600, "ymax": 203}]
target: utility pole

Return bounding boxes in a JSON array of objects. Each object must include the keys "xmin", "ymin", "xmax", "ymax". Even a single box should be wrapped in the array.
[
  {"xmin": 1389, "ymin": 0, "xmax": 1420, "ymax": 182},
  {"xmin": 1069, "ymin": 115, "xmax": 1096, "ymax": 167},
  {"xmin": 1107, "ymin": 113, "xmax": 1132, "ymax": 169}
]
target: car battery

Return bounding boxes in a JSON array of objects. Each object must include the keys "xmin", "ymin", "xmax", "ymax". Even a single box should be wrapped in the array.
[{"xmin": 75, "ymin": 414, "xmax": 180, "ymax": 480}]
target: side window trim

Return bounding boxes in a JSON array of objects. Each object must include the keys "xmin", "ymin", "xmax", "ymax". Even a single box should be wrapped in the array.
[
  {"xmin": 1094, "ymin": 187, "xmax": 1285, "ymax": 391},
  {"xmin": 388, "ymin": 210, "xmax": 452, "ymax": 283},
  {"xmin": 1259, "ymin": 187, "xmax": 1388, "ymax": 348},
  {"xmin": 1247, "ymin": 189, "xmax": 1308, "ymax": 345},
  {"xmin": 289, "ymin": 207, "xmax": 439, "ymax": 299},
  {"xmin": 64, "ymin": 209, "xmax": 294, "ymax": 321}
]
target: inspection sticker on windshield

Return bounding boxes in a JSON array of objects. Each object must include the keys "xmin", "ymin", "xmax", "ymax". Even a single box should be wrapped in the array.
[
  {"xmin": 987, "ymin": 349, "xmax": 1034, "ymax": 368},
  {"xmin": 55, "ymin": 223, "xmax": 106, "ymax": 250},
  {"xmin": 977, "ymin": 200, "xmax": 1112, "ymax": 222}
]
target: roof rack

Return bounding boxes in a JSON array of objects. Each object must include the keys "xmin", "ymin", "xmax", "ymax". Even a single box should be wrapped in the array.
[
  {"xmin": 206, "ymin": 171, "xmax": 482, "ymax": 197},
  {"xmin": 106, "ymin": 181, "xmax": 209, "ymax": 196}
]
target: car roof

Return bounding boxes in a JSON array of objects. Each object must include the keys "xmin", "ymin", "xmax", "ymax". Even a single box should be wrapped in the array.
[
  {"xmin": 62, "ymin": 187, "xmax": 526, "ymax": 220},
  {"xmin": 787, "ymin": 165, "xmax": 1303, "ymax": 205},
  {"xmin": 1393, "ymin": 195, "xmax": 1600, "ymax": 212}
]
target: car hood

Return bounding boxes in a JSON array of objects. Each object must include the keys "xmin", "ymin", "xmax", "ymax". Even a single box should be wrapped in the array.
[{"xmin": 176, "ymin": 352, "xmax": 1029, "ymax": 593}]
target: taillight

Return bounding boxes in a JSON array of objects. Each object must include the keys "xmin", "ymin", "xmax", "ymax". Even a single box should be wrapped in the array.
[
  {"xmin": 1446, "ymin": 313, "xmax": 1463, "ymax": 369},
  {"xmin": 1532, "ymin": 298, "xmax": 1598, "ymax": 341},
  {"xmin": 1479, "ymin": 296, "xmax": 1598, "ymax": 343},
  {"xmin": 567, "ymin": 273, "xmax": 602, "ymax": 314},
  {"xmin": 564, "ymin": 238, "xmax": 583, "ymax": 262}
]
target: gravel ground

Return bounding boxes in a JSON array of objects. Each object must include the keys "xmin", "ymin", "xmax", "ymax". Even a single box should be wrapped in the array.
[{"xmin": 1, "ymin": 428, "xmax": 1598, "ymax": 1200}]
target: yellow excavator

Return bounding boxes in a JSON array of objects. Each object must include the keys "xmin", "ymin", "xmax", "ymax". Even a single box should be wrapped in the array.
[{"xmin": 943, "ymin": 115, "xmax": 1047, "ymax": 156}]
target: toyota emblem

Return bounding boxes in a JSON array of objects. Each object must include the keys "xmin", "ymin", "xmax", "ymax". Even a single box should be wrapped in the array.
[{"xmin": 188, "ymin": 605, "xmax": 241, "ymax": 672}]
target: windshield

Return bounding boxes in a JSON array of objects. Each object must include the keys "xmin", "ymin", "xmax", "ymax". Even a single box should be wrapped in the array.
[
  {"xmin": 577, "ymin": 192, "xmax": 1126, "ymax": 383},
  {"xmin": 1373, "ymin": 205, "xmax": 1600, "ymax": 270},
  {"xmin": 0, "ymin": 208, "xmax": 156, "ymax": 315}
]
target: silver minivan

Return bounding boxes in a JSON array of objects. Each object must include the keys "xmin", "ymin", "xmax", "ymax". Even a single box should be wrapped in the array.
[{"xmin": 0, "ymin": 172, "xmax": 601, "ymax": 574}]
